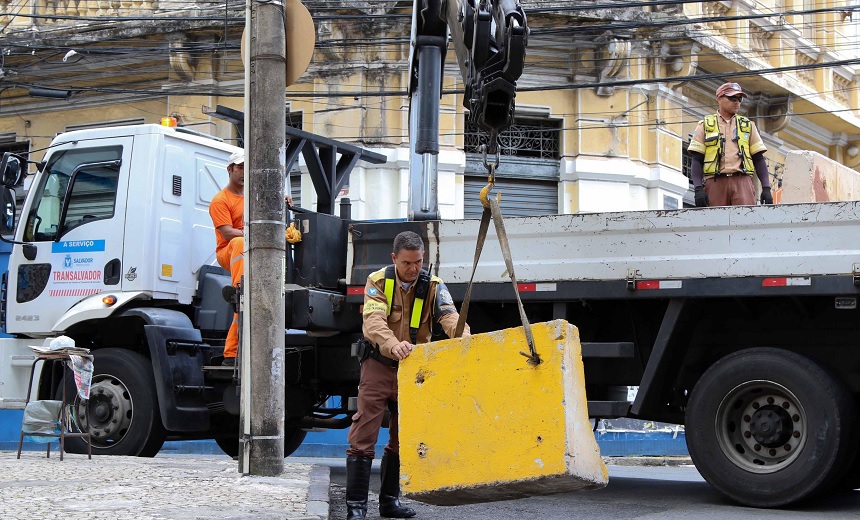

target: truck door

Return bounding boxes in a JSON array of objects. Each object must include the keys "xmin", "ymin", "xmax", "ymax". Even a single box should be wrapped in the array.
[{"xmin": 7, "ymin": 138, "xmax": 131, "ymax": 334}]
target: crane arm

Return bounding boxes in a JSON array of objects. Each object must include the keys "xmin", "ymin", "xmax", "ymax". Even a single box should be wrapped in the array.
[
  {"xmin": 449, "ymin": 0, "xmax": 528, "ymax": 144},
  {"xmin": 407, "ymin": 0, "xmax": 528, "ymax": 221}
]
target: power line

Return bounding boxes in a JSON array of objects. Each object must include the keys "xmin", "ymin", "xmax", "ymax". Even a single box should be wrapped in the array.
[
  {"xmin": 530, "ymin": 4, "xmax": 860, "ymax": 36},
  {"xmin": 1, "ymin": 2, "xmax": 854, "ymax": 38},
  {"xmin": 1, "ymin": 1, "xmax": 858, "ymax": 128},
  {"xmin": 527, "ymin": 0, "xmax": 708, "ymax": 14},
  {"xmin": 4, "ymin": 47, "xmax": 858, "ymax": 100}
]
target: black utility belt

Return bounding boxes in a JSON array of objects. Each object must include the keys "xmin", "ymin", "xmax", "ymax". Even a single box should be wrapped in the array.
[
  {"xmin": 712, "ymin": 172, "xmax": 751, "ymax": 178},
  {"xmin": 358, "ymin": 338, "xmax": 399, "ymax": 368}
]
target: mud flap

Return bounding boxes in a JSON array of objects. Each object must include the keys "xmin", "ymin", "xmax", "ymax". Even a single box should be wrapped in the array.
[
  {"xmin": 122, "ymin": 307, "xmax": 211, "ymax": 432},
  {"xmin": 143, "ymin": 323, "xmax": 211, "ymax": 431}
]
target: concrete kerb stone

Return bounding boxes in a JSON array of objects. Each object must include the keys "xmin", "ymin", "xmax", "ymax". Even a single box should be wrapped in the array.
[
  {"xmin": 0, "ymin": 451, "xmax": 330, "ymax": 519},
  {"xmin": 603, "ymin": 456, "xmax": 693, "ymax": 467},
  {"xmin": 306, "ymin": 464, "xmax": 331, "ymax": 519}
]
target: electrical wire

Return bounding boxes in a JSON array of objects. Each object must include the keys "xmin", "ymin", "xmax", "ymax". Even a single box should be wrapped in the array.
[{"xmin": 1, "ymin": 1, "xmax": 859, "ymax": 134}]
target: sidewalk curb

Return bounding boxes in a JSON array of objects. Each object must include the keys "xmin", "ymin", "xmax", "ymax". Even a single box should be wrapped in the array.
[
  {"xmin": 603, "ymin": 456, "xmax": 693, "ymax": 467},
  {"xmin": 306, "ymin": 464, "xmax": 331, "ymax": 519}
]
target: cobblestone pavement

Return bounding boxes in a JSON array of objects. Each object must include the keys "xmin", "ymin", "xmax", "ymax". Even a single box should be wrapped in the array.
[{"xmin": 0, "ymin": 451, "xmax": 329, "ymax": 520}]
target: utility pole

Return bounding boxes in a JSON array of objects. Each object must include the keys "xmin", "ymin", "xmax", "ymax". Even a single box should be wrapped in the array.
[{"xmin": 242, "ymin": 0, "xmax": 287, "ymax": 476}]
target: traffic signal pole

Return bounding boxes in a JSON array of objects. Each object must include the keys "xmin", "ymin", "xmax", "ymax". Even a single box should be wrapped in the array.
[{"xmin": 242, "ymin": 0, "xmax": 287, "ymax": 476}]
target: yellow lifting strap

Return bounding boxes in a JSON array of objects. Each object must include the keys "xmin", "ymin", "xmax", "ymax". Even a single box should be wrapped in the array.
[
  {"xmin": 455, "ymin": 148, "xmax": 540, "ymax": 365},
  {"xmin": 285, "ymin": 221, "xmax": 302, "ymax": 243}
]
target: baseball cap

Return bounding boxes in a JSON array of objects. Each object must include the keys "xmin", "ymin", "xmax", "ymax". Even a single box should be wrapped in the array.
[
  {"xmin": 228, "ymin": 150, "xmax": 245, "ymax": 166},
  {"xmin": 716, "ymin": 82, "xmax": 747, "ymax": 98}
]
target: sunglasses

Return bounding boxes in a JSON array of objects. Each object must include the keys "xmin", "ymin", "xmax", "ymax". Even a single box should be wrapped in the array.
[{"xmin": 724, "ymin": 95, "xmax": 743, "ymax": 102}]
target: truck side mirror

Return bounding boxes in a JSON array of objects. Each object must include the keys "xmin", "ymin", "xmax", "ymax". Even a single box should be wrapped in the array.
[
  {"xmin": 0, "ymin": 153, "xmax": 23, "ymax": 187},
  {"xmin": 0, "ymin": 187, "xmax": 15, "ymax": 235}
]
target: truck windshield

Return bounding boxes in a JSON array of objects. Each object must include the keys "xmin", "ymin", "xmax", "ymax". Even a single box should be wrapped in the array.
[{"xmin": 24, "ymin": 146, "xmax": 122, "ymax": 242}]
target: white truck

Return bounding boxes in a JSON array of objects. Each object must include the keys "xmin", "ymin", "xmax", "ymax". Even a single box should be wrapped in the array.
[
  {"xmin": 0, "ymin": 121, "xmax": 859, "ymax": 509},
  {"xmin": 0, "ymin": 124, "xmax": 246, "ymax": 456}
]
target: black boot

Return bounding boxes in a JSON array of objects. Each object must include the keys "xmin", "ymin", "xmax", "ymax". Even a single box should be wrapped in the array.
[
  {"xmin": 346, "ymin": 455, "xmax": 372, "ymax": 520},
  {"xmin": 379, "ymin": 452, "xmax": 416, "ymax": 518}
]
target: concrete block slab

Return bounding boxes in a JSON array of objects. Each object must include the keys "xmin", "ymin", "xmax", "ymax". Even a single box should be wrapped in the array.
[{"xmin": 398, "ymin": 319, "xmax": 608, "ymax": 505}]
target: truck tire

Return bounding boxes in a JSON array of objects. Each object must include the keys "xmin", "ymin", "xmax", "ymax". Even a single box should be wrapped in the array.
[
  {"xmin": 214, "ymin": 423, "xmax": 307, "ymax": 459},
  {"xmin": 836, "ymin": 399, "xmax": 860, "ymax": 490},
  {"xmin": 61, "ymin": 348, "xmax": 166, "ymax": 457},
  {"xmin": 215, "ymin": 434, "xmax": 240, "ymax": 458},
  {"xmin": 685, "ymin": 348, "xmax": 856, "ymax": 507},
  {"xmin": 212, "ymin": 412, "xmax": 240, "ymax": 458},
  {"xmin": 284, "ymin": 428, "xmax": 308, "ymax": 457}
]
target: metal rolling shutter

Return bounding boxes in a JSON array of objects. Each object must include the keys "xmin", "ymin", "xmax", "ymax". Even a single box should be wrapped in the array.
[
  {"xmin": 289, "ymin": 172, "xmax": 301, "ymax": 208},
  {"xmin": 464, "ymin": 176, "xmax": 558, "ymax": 219}
]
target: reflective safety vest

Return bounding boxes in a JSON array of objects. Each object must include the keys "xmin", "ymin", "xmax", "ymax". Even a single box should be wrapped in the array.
[
  {"xmin": 702, "ymin": 114, "xmax": 755, "ymax": 175},
  {"xmin": 383, "ymin": 265, "xmax": 431, "ymax": 344}
]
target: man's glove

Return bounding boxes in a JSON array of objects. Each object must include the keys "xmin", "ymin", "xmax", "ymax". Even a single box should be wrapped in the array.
[
  {"xmin": 760, "ymin": 187, "xmax": 773, "ymax": 205},
  {"xmin": 694, "ymin": 187, "xmax": 709, "ymax": 208}
]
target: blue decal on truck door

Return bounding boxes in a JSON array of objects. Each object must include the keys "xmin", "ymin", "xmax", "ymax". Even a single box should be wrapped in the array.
[{"xmin": 51, "ymin": 240, "xmax": 106, "ymax": 253}]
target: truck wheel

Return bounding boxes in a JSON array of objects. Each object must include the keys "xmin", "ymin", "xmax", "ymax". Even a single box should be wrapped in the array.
[
  {"xmin": 61, "ymin": 348, "xmax": 166, "ymax": 457},
  {"xmin": 685, "ymin": 348, "xmax": 855, "ymax": 507},
  {"xmin": 215, "ymin": 417, "xmax": 308, "ymax": 457},
  {"xmin": 839, "ymin": 445, "xmax": 860, "ymax": 490},
  {"xmin": 215, "ymin": 434, "xmax": 240, "ymax": 458},
  {"xmin": 836, "ymin": 399, "xmax": 860, "ymax": 490},
  {"xmin": 212, "ymin": 412, "xmax": 240, "ymax": 458},
  {"xmin": 284, "ymin": 427, "xmax": 307, "ymax": 457}
]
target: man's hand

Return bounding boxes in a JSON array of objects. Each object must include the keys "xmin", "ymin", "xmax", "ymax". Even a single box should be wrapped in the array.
[
  {"xmin": 392, "ymin": 340, "xmax": 413, "ymax": 360},
  {"xmin": 760, "ymin": 187, "xmax": 773, "ymax": 205},
  {"xmin": 285, "ymin": 195, "xmax": 294, "ymax": 207},
  {"xmin": 694, "ymin": 187, "xmax": 709, "ymax": 208}
]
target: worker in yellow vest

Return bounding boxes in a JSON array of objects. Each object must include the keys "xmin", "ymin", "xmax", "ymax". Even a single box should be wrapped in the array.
[{"xmin": 687, "ymin": 82, "xmax": 772, "ymax": 207}]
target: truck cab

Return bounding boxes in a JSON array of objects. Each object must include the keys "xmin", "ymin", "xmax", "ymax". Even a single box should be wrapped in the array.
[
  {"xmin": 0, "ymin": 121, "xmax": 382, "ymax": 458},
  {"xmin": 0, "ymin": 124, "xmax": 240, "ymax": 455},
  {"xmin": 6, "ymin": 125, "xmax": 235, "ymax": 335}
]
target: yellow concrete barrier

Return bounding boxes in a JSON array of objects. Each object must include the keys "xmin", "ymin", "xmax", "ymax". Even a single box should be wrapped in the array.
[{"xmin": 398, "ymin": 319, "xmax": 608, "ymax": 505}]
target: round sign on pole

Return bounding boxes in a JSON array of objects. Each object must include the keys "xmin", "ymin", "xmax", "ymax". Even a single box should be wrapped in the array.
[{"xmin": 241, "ymin": 0, "xmax": 316, "ymax": 87}]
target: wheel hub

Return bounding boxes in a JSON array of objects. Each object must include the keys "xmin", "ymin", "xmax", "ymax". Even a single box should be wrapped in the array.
[
  {"xmin": 716, "ymin": 381, "xmax": 806, "ymax": 474},
  {"xmin": 73, "ymin": 374, "xmax": 134, "ymax": 446},
  {"xmin": 749, "ymin": 405, "xmax": 793, "ymax": 446},
  {"xmin": 91, "ymin": 398, "xmax": 112, "ymax": 423}
]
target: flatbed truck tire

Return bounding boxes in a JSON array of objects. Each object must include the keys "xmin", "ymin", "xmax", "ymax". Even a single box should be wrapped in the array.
[
  {"xmin": 685, "ymin": 347, "xmax": 856, "ymax": 507},
  {"xmin": 212, "ymin": 412, "xmax": 241, "ymax": 458},
  {"xmin": 835, "ymin": 399, "xmax": 860, "ymax": 491},
  {"xmin": 61, "ymin": 348, "xmax": 166, "ymax": 457},
  {"xmin": 214, "ymin": 422, "xmax": 308, "ymax": 459},
  {"xmin": 284, "ymin": 428, "xmax": 308, "ymax": 457}
]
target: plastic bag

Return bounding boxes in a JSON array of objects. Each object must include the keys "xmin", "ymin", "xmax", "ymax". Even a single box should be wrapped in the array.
[
  {"xmin": 49, "ymin": 336, "xmax": 75, "ymax": 351},
  {"xmin": 22, "ymin": 400, "xmax": 62, "ymax": 440},
  {"xmin": 67, "ymin": 355, "xmax": 93, "ymax": 399}
]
